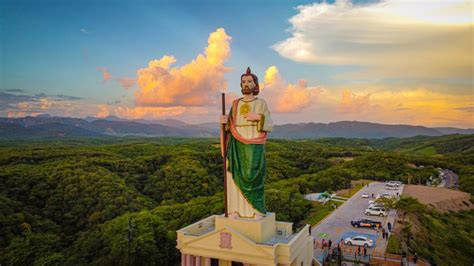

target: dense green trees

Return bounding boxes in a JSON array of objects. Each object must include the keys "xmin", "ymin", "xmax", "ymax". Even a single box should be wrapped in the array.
[
  {"xmin": 394, "ymin": 196, "xmax": 474, "ymax": 265},
  {"xmin": 0, "ymin": 135, "xmax": 472, "ymax": 265}
]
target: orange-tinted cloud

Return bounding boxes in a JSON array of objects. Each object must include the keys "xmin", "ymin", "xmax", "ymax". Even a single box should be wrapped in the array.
[
  {"xmin": 7, "ymin": 111, "xmax": 27, "ymax": 118},
  {"xmin": 97, "ymin": 67, "xmax": 111, "ymax": 82},
  {"xmin": 94, "ymin": 104, "xmax": 216, "ymax": 121},
  {"xmin": 114, "ymin": 106, "xmax": 187, "ymax": 119},
  {"xmin": 338, "ymin": 89, "xmax": 372, "ymax": 114},
  {"xmin": 134, "ymin": 28, "xmax": 232, "ymax": 107},
  {"xmin": 309, "ymin": 85, "xmax": 474, "ymax": 128},
  {"xmin": 96, "ymin": 104, "xmax": 110, "ymax": 118},
  {"xmin": 261, "ymin": 66, "xmax": 319, "ymax": 113},
  {"xmin": 117, "ymin": 77, "xmax": 136, "ymax": 90}
]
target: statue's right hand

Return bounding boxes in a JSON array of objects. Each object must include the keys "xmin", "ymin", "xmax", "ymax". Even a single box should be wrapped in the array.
[{"xmin": 220, "ymin": 115, "xmax": 229, "ymax": 124}]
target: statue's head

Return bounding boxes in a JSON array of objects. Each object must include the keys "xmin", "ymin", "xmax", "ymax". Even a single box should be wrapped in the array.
[{"xmin": 240, "ymin": 67, "xmax": 259, "ymax": 96}]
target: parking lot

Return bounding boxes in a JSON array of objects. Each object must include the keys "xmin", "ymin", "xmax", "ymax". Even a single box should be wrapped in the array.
[{"xmin": 311, "ymin": 182, "xmax": 404, "ymax": 263}]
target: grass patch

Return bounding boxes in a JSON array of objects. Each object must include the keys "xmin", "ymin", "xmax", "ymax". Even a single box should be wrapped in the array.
[
  {"xmin": 304, "ymin": 201, "xmax": 343, "ymax": 226},
  {"xmin": 402, "ymin": 145, "xmax": 437, "ymax": 156},
  {"xmin": 336, "ymin": 180, "xmax": 369, "ymax": 198},
  {"xmin": 386, "ymin": 234, "xmax": 402, "ymax": 254}
]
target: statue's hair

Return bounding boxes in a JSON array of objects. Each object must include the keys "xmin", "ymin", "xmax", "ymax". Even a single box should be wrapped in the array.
[{"xmin": 240, "ymin": 67, "xmax": 259, "ymax": 95}]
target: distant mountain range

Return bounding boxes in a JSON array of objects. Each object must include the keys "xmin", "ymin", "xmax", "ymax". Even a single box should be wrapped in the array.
[{"xmin": 0, "ymin": 116, "xmax": 472, "ymax": 139}]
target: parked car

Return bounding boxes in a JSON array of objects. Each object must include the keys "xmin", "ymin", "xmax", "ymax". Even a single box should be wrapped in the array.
[
  {"xmin": 365, "ymin": 207, "xmax": 387, "ymax": 216},
  {"xmin": 377, "ymin": 193, "xmax": 392, "ymax": 199},
  {"xmin": 392, "ymin": 181, "xmax": 402, "ymax": 186},
  {"xmin": 361, "ymin": 192, "xmax": 369, "ymax": 198},
  {"xmin": 351, "ymin": 219, "xmax": 382, "ymax": 229},
  {"xmin": 385, "ymin": 183, "xmax": 398, "ymax": 190},
  {"xmin": 344, "ymin": 236, "xmax": 374, "ymax": 247},
  {"xmin": 368, "ymin": 203, "xmax": 385, "ymax": 209}
]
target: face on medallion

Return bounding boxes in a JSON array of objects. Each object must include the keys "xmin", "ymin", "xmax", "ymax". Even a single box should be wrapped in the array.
[{"xmin": 241, "ymin": 75, "xmax": 256, "ymax": 95}]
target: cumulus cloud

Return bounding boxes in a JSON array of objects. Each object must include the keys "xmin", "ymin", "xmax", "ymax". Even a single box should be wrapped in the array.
[
  {"xmin": 261, "ymin": 66, "xmax": 319, "ymax": 113},
  {"xmin": 134, "ymin": 28, "xmax": 232, "ymax": 107},
  {"xmin": 337, "ymin": 90, "xmax": 372, "ymax": 114},
  {"xmin": 273, "ymin": 0, "xmax": 472, "ymax": 78}
]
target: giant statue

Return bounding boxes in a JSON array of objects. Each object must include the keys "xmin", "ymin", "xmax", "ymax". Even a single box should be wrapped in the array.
[{"xmin": 220, "ymin": 67, "xmax": 273, "ymax": 219}]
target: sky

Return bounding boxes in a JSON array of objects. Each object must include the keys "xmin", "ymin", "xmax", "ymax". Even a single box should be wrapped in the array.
[{"xmin": 1, "ymin": 0, "xmax": 473, "ymax": 128}]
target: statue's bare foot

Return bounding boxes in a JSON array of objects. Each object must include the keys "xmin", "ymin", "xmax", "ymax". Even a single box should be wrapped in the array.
[
  {"xmin": 254, "ymin": 213, "xmax": 265, "ymax": 220},
  {"xmin": 228, "ymin": 213, "xmax": 240, "ymax": 220}
]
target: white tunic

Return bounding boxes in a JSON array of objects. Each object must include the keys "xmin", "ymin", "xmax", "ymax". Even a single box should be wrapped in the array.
[{"xmin": 226, "ymin": 98, "xmax": 273, "ymax": 218}]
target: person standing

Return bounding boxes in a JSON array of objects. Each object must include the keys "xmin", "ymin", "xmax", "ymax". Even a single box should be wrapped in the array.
[
  {"xmin": 388, "ymin": 221, "xmax": 392, "ymax": 232},
  {"xmin": 363, "ymin": 246, "xmax": 367, "ymax": 257},
  {"xmin": 382, "ymin": 228, "xmax": 386, "ymax": 239},
  {"xmin": 328, "ymin": 239, "xmax": 332, "ymax": 249}
]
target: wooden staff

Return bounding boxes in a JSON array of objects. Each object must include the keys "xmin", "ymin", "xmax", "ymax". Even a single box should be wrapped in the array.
[{"xmin": 221, "ymin": 92, "xmax": 228, "ymax": 217}]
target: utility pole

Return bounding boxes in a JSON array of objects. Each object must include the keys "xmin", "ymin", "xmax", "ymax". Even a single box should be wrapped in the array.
[
  {"xmin": 406, "ymin": 231, "xmax": 411, "ymax": 266},
  {"xmin": 289, "ymin": 193, "xmax": 293, "ymax": 220},
  {"xmin": 128, "ymin": 217, "xmax": 133, "ymax": 266}
]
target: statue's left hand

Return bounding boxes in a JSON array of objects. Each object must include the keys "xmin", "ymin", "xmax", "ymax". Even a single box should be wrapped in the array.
[{"xmin": 244, "ymin": 113, "xmax": 261, "ymax": 122}]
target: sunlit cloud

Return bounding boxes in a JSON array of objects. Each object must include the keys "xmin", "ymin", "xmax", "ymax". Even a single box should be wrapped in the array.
[
  {"xmin": 305, "ymin": 85, "xmax": 474, "ymax": 128},
  {"xmin": 7, "ymin": 111, "xmax": 28, "ymax": 118},
  {"xmin": 261, "ymin": 66, "xmax": 319, "ymax": 113},
  {"xmin": 454, "ymin": 106, "xmax": 474, "ymax": 113},
  {"xmin": 0, "ymin": 91, "xmax": 91, "ymax": 118},
  {"xmin": 134, "ymin": 28, "xmax": 232, "ymax": 107},
  {"xmin": 273, "ymin": 0, "xmax": 473, "ymax": 79},
  {"xmin": 117, "ymin": 77, "xmax": 136, "ymax": 90},
  {"xmin": 94, "ymin": 103, "xmax": 215, "ymax": 121},
  {"xmin": 97, "ymin": 67, "xmax": 111, "ymax": 82},
  {"xmin": 96, "ymin": 104, "xmax": 110, "ymax": 118},
  {"xmin": 337, "ymin": 90, "xmax": 373, "ymax": 114},
  {"xmin": 114, "ymin": 106, "xmax": 187, "ymax": 119}
]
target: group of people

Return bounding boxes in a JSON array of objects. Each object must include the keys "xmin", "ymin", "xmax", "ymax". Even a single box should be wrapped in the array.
[
  {"xmin": 356, "ymin": 245, "xmax": 368, "ymax": 257},
  {"xmin": 318, "ymin": 238, "xmax": 370, "ymax": 258}
]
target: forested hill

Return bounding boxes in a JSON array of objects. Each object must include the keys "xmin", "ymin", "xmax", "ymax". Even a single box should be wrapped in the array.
[
  {"xmin": 0, "ymin": 136, "xmax": 472, "ymax": 265},
  {"xmin": 1, "ymin": 116, "xmax": 473, "ymax": 139}
]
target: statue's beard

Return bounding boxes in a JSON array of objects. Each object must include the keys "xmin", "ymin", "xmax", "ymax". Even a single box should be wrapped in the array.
[{"xmin": 241, "ymin": 86, "xmax": 254, "ymax": 95}]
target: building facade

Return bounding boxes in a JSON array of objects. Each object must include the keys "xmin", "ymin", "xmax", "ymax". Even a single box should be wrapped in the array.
[{"xmin": 176, "ymin": 213, "xmax": 314, "ymax": 266}]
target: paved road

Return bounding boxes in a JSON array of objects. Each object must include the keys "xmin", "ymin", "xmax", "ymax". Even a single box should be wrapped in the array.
[
  {"xmin": 439, "ymin": 169, "xmax": 458, "ymax": 188},
  {"xmin": 311, "ymin": 182, "xmax": 403, "ymax": 263}
]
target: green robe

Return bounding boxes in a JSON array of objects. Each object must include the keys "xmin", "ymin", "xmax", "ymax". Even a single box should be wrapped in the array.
[{"xmin": 226, "ymin": 106, "xmax": 267, "ymax": 214}]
